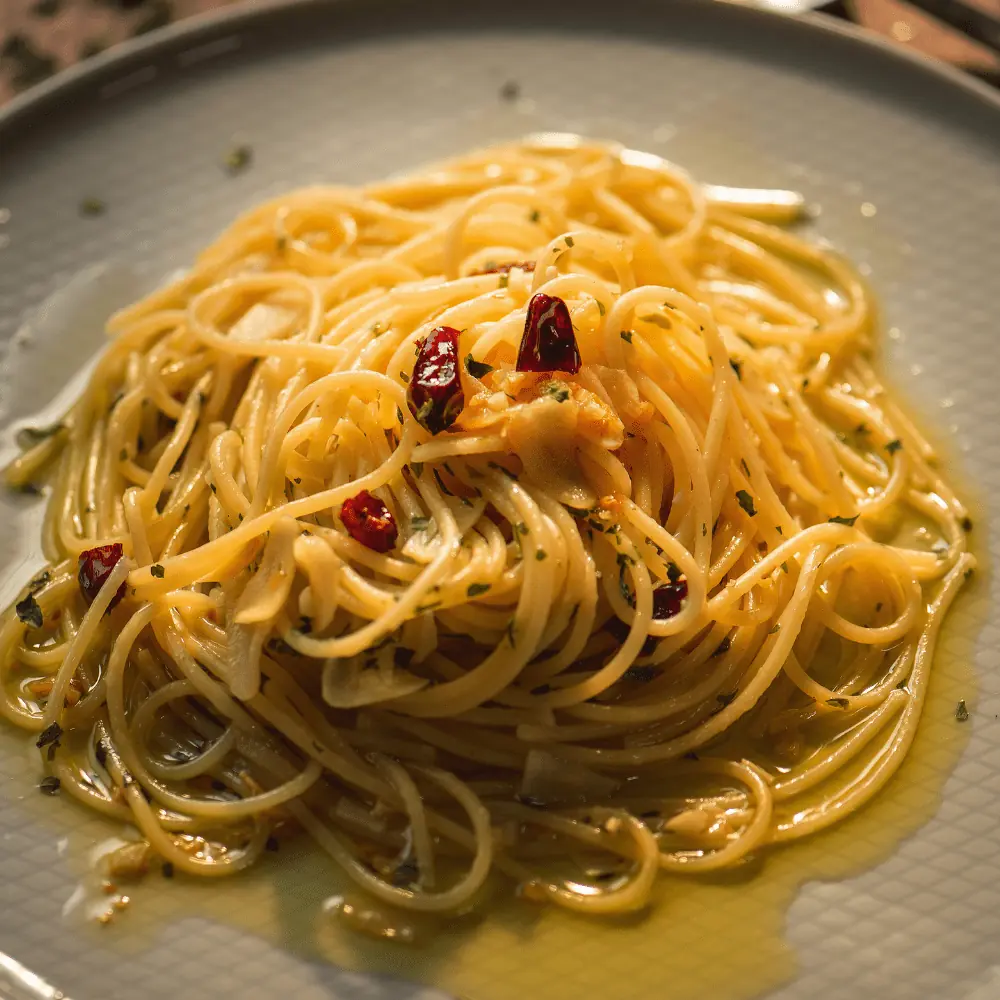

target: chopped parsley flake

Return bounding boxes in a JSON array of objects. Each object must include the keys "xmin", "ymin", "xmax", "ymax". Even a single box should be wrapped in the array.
[
  {"xmin": 487, "ymin": 461, "xmax": 518, "ymax": 480},
  {"xmin": 467, "ymin": 583, "xmax": 491, "ymax": 598},
  {"xmin": 39, "ymin": 776, "xmax": 60, "ymax": 795},
  {"xmin": 465, "ymin": 354, "xmax": 493, "ymax": 379},
  {"xmin": 224, "ymin": 144, "xmax": 253, "ymax": 173},
  {"xmin": 826, "ymin": 697, "xmax": 850, "ymax": 709},
  {"xmin": 79, "ymin": 197, "xmax": 106, "ymax": 217},
  {"xmin": 828, "ymin": 514, "xmax": 859, "ymax": 526},
  {"xmin": 543, "ymin": 383, "xmax": 570, "ymax": 402},
  {"xmin": 150, "ymin": 564, "xmax": 165, "ymax": 579},
  {"xmin": 15, "ymin": 593, "xmax": 43, "ymax": 629},
  {"xmin": 729, "ymin": 359, "xmax": 743, "ymax": 380},
  {"xmin": 620, "ymin": 329, "xmax": 633, "ymax": 344},
  {"xmin": 735, "ymin": 490, "xmax": 757, "ymax": 517},
  {"xmin": 713, "ymin": 635, "xmax": 732, "ymax": 657},
  {"xmin": 885, "ymin": 439, "xmax": 903, "ymax": 454},
  {"xmin": 35, "ymin": 722, "xmax": 62, "ymax": 749},
  {"xmin": 535, "ymin": 550, "xmax": 548, "ymax": 561},
  {"xmin": 955, "ymin": 699, "xmax": 970, "ymax": 722}
]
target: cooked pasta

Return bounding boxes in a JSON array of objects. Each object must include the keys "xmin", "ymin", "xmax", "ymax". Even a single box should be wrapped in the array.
[{"xmin": 0, "ymin": 135, "xmax": 973, "ymax": 924}]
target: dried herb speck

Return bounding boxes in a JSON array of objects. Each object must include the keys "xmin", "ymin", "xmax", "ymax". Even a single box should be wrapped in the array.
[
  {"xmin": 79, "ymin": 197, "xmax": 106, "ymax": 217},
  {"xmin": 465, "ymin": 354, "xmax": 493, "ymax": 380},
  {"xmin": 735, "ymin": 490, "xmax": 757, "ymax": 517},
  {"xmin": 955, "ymin": 699, "xmax": 970, "ymax": 722},
  {"xmin": 35, "ymin": 722, "xmax": 62, "ymax": 750},
  {"xmin": 15, "ymin": 593, "xmax": 43, "ymax": 629},
  {"xmin": 224, "ymin": 144, "xmax": 253, "ymax": 174},
  {"xmin": 39, "ymin": 776, "xmax": 60, "ymax": 795}
]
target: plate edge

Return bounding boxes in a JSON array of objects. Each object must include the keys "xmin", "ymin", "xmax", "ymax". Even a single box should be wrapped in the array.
[{"xmin": 1, "ymin": 0, "xmax": 999, "ymax": 140}]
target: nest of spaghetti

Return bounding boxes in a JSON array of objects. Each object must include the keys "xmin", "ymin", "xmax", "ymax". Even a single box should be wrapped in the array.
[{"xmin": 1, "ymin": 137, "xmax": 973, "ymax": 928}]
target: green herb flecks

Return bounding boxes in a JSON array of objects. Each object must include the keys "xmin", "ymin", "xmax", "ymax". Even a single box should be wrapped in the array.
[
  {"xmin": 79, "ymin": 197, "xmax": 106, "ymax": 217},
  {"xmin": 39, "ymin": 775, "xmax": 60, "ymax": 795},
  {"xmin": 16, "ymin": 422, "xmax": 65, "ymax": 449},
  {"xmin": 713, "ymin": 635, "xmax": 732, "ymax": 657},
  {"xmin": 828, "ymin": 514, "xmax": 859, "ymax": 526},
  {"xmin": 224, "ymin": 144, "xmax": 253, "ymax": 174},
  {"xmin": 735, "ymin": 490, "xmax": 757, "ymax": 517},
  {"xmin": 35, "ymin": 722, "xmax": 62, "ymax": 750},
  {"xmin": 16, "ymin": 593, "xmax": 43, "ymax": 629},
  {"xmin": 487, "ymin": 461, "xmax": 518, "ymax": 480},
  {"xmin": 465, "ymin": 354, "xmax": 493, "ymax": 379}
]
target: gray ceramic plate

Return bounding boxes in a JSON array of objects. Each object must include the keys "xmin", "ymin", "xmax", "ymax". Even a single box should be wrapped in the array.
[{"xmin": 1, "ymin": 3, "xmax": 1000, "ymax": 999}]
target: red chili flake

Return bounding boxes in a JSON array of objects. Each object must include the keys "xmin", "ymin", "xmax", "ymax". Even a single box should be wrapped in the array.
[
  {"xmin": 653, "ymin": 579, "xmax": 688, "ymax": 620},
  {"xmin": 516, "ymin": 293, "xmax": 581, "ymax": 374},
  {"xmin": 340, "ymin": 490, "xmax": 398, "ymax": 553},
  {"xmin": 407, "ymin": 326, "xmax": 464, "ymax": 435},
  {"xmin": 78, "ymin": 544, "xmax": 126, "ymax": 609},
  {"xmin": 471, "ymin": 261, "xmax": 536, "ymax": 276}
]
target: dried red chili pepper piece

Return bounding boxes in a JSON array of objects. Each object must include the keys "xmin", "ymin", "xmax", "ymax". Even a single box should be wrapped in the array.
[
  {"xmin": 652, "ymin": 579, "xmax": 688, "ymax": 620},
  {"xmin": 340, "ymin": 490, "xmax": 398, "ymax": 553},
  {"xmin": 78, "ymin": 543, "xmax": 126, "ymax": 608},
  {"xmin": 407, "ymin": 326, "xmax": 464, "ymax": 434},
  {"xmin": 516, "ymin": 293, "xmax": 581, "ymax": 374},
  {"xmin": 471, "ymin": 261, "xmax": 536, "ymax": 276}
]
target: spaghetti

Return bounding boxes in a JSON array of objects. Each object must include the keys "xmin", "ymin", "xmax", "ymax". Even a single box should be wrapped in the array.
[{"xmin": 0, "ymin": 136, "xmax": 973, "ymax": 922}]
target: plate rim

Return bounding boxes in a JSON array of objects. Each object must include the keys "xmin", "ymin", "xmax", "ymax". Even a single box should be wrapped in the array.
[
  {"xmin": 0, "ymin": 3, "xmax": 997, "ymax": 1000},
  {"xmin": 1, "ymin": 0, "xmax": 999, "ymax": 140}
]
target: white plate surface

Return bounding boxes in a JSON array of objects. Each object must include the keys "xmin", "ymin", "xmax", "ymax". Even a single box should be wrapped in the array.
[{"xmin": 0, "ymin": 3, "xmax": 999, "ymax": 999}]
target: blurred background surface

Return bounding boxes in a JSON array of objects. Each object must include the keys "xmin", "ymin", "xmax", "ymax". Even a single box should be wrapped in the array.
[{"xmin": 1, "ymin": 0, "xmax": 998, "ymax": 106}]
